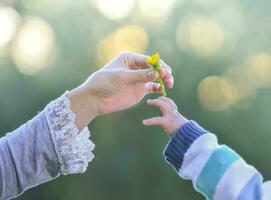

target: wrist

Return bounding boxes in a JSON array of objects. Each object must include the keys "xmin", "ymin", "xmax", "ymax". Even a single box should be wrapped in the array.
[
  {"xmin": 168, "ymin": 114, "xmax": 188, "ymax": 137},
  {"xmin": 67, "ymin": 86, "xmax": 99, "ymax": 131},
  {"xmin": 164, "ymin": 120, "xmax": 208, "ymax": 171}
]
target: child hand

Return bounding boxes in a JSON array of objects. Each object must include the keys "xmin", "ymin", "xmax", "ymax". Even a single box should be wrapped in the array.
[{"xmin": 143, "ymin": 96, "xmax": 188, "ymax": 136}]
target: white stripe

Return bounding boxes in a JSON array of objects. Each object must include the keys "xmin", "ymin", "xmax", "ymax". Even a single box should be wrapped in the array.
[
  {"xmin": 213, "ymin": 158, "xmax": 257, "ymax": 200},
  {"xmin": 178, "ymin": 133, "xmax": 219, "ymax": 183},
  {"xmin": 262, "ymin": 181, "xmax": 271, "ymax": 200}
]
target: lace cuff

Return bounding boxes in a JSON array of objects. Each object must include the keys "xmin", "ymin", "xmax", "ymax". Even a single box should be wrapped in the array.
[{"xmin": 44, "ymin": 92, "xmax": 95, "ymax": 175}]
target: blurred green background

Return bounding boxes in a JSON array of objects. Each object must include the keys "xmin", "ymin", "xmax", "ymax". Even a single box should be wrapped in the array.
[{"xmin": 1, "ymin": 0, "xmax": 271, "ymax": 199}]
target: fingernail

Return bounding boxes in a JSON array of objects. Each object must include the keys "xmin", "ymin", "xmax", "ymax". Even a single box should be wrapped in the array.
[
  {"xmin": 154, "ymin": 71, "xmax": 159, "ymax": 79},
  {"xmin": 148, "ymin": 71, "xmax": 155, "ymax": 80}
]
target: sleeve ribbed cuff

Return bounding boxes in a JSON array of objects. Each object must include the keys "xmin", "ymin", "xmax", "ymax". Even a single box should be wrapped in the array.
[{"xmin": 163, "ymin": 120, "xmax": 209, "ymax": 171}]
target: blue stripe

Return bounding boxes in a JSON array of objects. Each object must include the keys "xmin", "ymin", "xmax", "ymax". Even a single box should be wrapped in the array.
[
  {"xmin": 237, "ymin": 173, "xmax": 263, "ymax": 200},
  {"xmin": 195, "ymin": 146, "xmax": 239, "ymax": 200}
]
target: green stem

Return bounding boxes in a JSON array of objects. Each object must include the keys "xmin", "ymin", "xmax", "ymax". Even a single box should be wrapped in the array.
[
  {"xmin": 158, "ymin": 77, "xmax": 166, "ymax": 96},
  {"xmin": 151, "ymin": 63, "xmax": 167, "ymax": 96}
]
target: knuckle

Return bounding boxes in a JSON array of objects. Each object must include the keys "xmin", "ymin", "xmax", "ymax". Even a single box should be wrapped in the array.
[
  {"xmin": 118, "ymin": 51, "xmax": 135, "ymax": 66},
  {"xmin": 161, "ymin": 61, "xmax": 172, "ymax": 73},
  {"xmin": 118, "ymin": 51, "xmax": 132, "ymax": 58}
]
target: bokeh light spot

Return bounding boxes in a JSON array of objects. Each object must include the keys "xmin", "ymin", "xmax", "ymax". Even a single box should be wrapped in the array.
[
  {"xmin": 91, "ymin": 0, "xmax": 135, "ymax": 20},
  {"xmin": 97, "ymin": 25, "xmax": 149, "ymax": 64},
  {"xmin": 11, "ymin": 17, "xmax": 55, "ymax": 75},
  {"xmin": 197, "ymin": 76, "xmax": 237, "ymax": 112},
  {"xmin": 246, "ymin": 53, "xmax": 271, "ymax": 87},
  {"xmin": 177, "ymin": 17, "xmax": 224, "ymax": 57},
  {"xmin": 224, "ymin": 66, "xmax": 257, "ymax": 101},
  {"xmin": 138, "ymin": 0, "xmax": 178, "ymax": 21},
  {"xmin": 0, "ymin": 6, "xmax": 20, "ymax": 49}
]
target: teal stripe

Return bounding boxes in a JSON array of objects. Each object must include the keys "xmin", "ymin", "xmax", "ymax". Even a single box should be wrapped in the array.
[{"xmin": 195, "ymin": 146, "xmax": 240, "ymax": 200}]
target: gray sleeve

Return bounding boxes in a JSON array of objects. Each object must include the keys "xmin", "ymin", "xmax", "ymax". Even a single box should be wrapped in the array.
[
  {"xmin": 0, "ymin": 93, "xmax": 95, "ymax": 200},
  {"xmin": 0, "ymin": 111, "xmax": 60, "ymax": 199}
]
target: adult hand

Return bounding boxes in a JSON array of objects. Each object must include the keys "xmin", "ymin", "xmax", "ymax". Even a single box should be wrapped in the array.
[{"xmin": 68, "ymin": 52, "xmax": 174, "ymax": 130}]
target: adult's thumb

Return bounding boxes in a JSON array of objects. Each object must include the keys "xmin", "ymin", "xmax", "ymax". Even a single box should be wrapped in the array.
[{"xmin": 121, "ymin": 69, "xmax": 159, "ymax": 84}]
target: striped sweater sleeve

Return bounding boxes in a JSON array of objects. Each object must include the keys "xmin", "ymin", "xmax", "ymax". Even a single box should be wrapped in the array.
[{"xmin": 163, "ymin": 120, "xmax": 271, "ymax": 200}]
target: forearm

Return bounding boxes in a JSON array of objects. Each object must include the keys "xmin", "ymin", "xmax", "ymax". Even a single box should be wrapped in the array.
[
  {"xmin": 164, "ymin": 121, "xmax": 269, "ymax": 200},
  {"xmin": 0, "ymin": 93, "xmax": 95, "ymax": 199}
]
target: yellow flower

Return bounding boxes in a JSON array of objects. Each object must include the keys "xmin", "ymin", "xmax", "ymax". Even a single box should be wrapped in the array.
[
  {"xmin": 146, "ymin": 52, "xmax": 160, "ymax": 66},
  {"xmin": 146, "ymin": 52, "xmax": 167, "ymax": 96}
]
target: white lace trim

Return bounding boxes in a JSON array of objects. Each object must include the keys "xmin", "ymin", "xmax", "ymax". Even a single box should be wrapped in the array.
[{"xmin": 44, "ymin": 92, "xmax": 95, "ymax": 175}]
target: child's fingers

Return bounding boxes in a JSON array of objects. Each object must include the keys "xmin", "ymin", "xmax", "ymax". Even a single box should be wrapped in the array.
[
  {"xmin": 158, "ymin": 96, "xmax": 178, "ymax": 110},
  {"xmin": 147, "ymin": 99, "xmax": 170, "ymax": 115},
  {"xmin": 145, "ymin": 82, "xmax": 163, "ymax": 94},
  {"xmin": 143, "ymin": 117, "xmax": 165, "ymax": 126}
]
